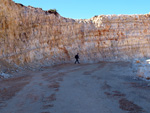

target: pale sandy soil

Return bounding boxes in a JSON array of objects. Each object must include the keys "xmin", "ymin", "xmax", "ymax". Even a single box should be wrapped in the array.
[{"xmin": 0, "ymin": 62, "xmax": 150, "ymax": 113}]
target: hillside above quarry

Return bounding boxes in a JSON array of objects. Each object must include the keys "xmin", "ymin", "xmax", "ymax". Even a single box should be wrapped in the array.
[{"xmin": 0, "ymin": 0, "xmax": 150, "ymax": 73}]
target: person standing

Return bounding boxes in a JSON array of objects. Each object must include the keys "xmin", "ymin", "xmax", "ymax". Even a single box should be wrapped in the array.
[{"xmin": 74, "ymin": 53, "xmax": 80, "ymax": 64}]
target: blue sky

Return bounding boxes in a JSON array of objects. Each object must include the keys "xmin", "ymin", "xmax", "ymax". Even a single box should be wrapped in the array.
[{"xmin": 13, "ymin": 0, "xmax": 150, "ymax": 19}]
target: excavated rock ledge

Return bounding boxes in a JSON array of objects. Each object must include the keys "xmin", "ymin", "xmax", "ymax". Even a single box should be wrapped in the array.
[{"xmin": 0, "ymin": 0, "xmax": 150, "ymax": 69}]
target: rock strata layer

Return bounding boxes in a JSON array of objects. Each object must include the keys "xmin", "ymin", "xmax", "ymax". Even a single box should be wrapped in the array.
[{"xmin": 0, "ymin": 0, "xmax": 150, "ymax": 66}]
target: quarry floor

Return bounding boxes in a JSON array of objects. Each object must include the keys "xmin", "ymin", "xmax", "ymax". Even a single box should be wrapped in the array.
[{"xmin": 0, "ymin": 62, "xmax": 150, "ymax": 113}]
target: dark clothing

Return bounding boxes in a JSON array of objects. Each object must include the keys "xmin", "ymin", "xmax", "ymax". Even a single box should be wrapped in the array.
[
  {"xmin": 75, "ymin": 55, "xmax": 79, "ymax": 59},
  {"xmin": 75, "ymin": 54, "xmax": 80, "ymax": 64},
  {"xmin": 75, "ymin": 59, "xmax": 80, "ymax": 64}
]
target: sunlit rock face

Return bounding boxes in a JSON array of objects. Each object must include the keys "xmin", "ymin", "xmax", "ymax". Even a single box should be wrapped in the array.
[{"xmin": 0, "ymin": 0, "xmax": 150, "ymax": 66}]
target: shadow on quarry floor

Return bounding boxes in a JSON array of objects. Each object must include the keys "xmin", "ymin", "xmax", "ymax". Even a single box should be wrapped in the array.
[{"xmin": 0, "ymin": 61, "xmax": 150, "ymax": 113}]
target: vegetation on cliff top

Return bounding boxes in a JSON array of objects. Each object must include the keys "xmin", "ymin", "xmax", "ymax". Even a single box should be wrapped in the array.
[{"xmin": 47, "ymin": 9, "xmax": 59, "ymax": 16}]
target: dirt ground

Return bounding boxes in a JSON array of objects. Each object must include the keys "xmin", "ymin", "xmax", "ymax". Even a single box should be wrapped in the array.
[{"xmin": 0, "ymin": 61, "xmax": 150, "ymax": 113}]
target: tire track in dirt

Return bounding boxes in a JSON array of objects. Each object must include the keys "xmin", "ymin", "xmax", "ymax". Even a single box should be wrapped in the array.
[
  {"xmin": 0, "ymin": 75, "xmax": 32, "ymax": 110},
  {"xmin": 41, "ymin": 66, "xmax": 83, "ymax": 113},
  {"xmin": 104, "ymin": 89, "xmax": 145, "ymax": 112},
  {"xmin": 103, "ymin": 80, "xmax": 145, "ymax": 112},
  {"xmin": 83, "ymin": 62, "xmax": 106, "ymax": 75}
]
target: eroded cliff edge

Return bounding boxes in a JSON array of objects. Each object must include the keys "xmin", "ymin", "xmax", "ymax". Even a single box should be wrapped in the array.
[{"xmin": 0, "ymin": 0, "xmax": 150, "ymax": 68}]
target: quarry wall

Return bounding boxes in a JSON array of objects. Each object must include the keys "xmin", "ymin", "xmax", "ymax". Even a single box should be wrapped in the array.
[{"xmin": 0, "ymin": 0, "xmax": 150, "ymax": 67}]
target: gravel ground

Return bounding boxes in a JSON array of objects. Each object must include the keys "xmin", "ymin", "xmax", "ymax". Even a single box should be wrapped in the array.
[{"xmin": 0, "ymin": 61, "xmax": 150, "ymax": 113}]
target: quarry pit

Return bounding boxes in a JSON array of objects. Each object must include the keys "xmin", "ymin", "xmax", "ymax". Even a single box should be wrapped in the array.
[{"xmin": 0, "ymin": 0, "xmax": 150, "ymax": 113}]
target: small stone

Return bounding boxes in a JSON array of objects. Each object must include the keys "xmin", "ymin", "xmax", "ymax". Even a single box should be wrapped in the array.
[
  {"xmin": 136, "ymin": 60, "xmax": 140, "ymax": 63},
  {"xmin": 146, "ymin": 77, "xmax": 150, "ymax": 80}
]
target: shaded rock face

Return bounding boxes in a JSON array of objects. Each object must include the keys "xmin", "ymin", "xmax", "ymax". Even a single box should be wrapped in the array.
[{"xmin": 0, "ymin": 0, "xmax": 150, "ymax": 66}]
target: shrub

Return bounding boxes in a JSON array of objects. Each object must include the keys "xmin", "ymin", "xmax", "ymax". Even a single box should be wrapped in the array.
[
  {"xmin": 47, "ymin": 9, "xmax": 58, "ymax": 15},
  {"xmin": 94, "ymin": 15, "xmax": 98, "ymax": 17}
]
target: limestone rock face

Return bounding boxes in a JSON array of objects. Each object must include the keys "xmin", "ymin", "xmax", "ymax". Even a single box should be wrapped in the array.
[{"xmin": 0, "ymin": 0, "xmax": 150, "ymax": 66}]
